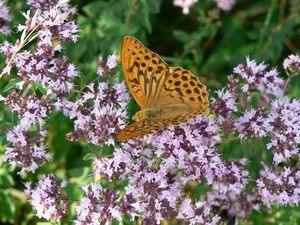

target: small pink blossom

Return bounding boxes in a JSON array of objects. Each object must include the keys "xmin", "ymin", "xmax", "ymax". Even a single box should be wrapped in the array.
[
  {"xmin": 0, "ymin": 0, "xmax": 11, "ymax": 35},
  {"xmin": 177, "ymin": 198, "xmax": 221, "ymax": 225},
  {"xmin": 66, "ymin": 81, "xmax": 129, "ymax": 146},
  {"xmin": 107, "ymin": 52, "xmax": 118, "ymax": 69},
  {"xmin": 75, "ymin": 183, "xmax": 127, "ymax": 224},
  {"xmin": 256, "ymin": 167, "xmax": 300, "ymax": 207},
  {"xmin": 283, "ymin": 54, "xmax": 300, "ymax": 73},
  {"xmin": 97, "ymin": 54, "xmax": 118, "ymax": 77},
  {"xmin": 214, "ymin": 0, "xmax": 236, "ymax": 11},
  {"xmin": 173, "ymin": 0, "xmax": 198, "ymax": 14},
  {"xmin": 3, "ymin": 124, "xmax": 51, "ymax": 175},
  {"xmin": 234, "ymin": 57, "xmax": 284, "ymax": 97},
  {"xmin": 266, "ymin": 97, "xmax": 300, "ymax": 164},
  {"xmin": 236, "ymin": 109, "xmax": 270, "ymax": 139},
  {"xmin": 25, "ymin": 175, "xmax": 67, "ymax": 221}
]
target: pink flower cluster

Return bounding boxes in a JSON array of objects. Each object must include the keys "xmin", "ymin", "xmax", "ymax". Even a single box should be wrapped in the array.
[
  {"xmin": 0, "ymin": 0, "xmax": 79, "ymax": 176},
  {"xmin": 173, "ymin": 0, "xmax": 236, "ymax": 14},
  {"xmin": 3, "ymin": 93, "xmax": 52, "ymax": 174},
  {"xmin": 177, "ymin": 198, "xmax": 221, "ymax": 224},
  {"xmin": 75, "ymin": 183, "xmax": 133, "ymax": 224},
  {"xmin": 90, "ymin": 115, "xmax": 253, "ymax": 224},
  {"xmin": 284, "ymin": 54, "xmax": 300, "ymax": 74},
  {"xmin": 256, "ymin": 166, "xmax": 300, "ymax": 207},
  {"xmin": 25, "ymin": 175, "xmax": 67, "ymax": 221},
  {"xmin": 0, "ymin": 0, "xmax": 10, "ymax": 35},
  {"xmin": 65, "ymin": 80, "xmax": 129, "ymax": 146},
  {"xmin": 1, "ymin": 1, "xmax": 130, "ymax": 220}
]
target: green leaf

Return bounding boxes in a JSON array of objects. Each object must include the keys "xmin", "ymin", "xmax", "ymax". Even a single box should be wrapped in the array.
[
  {"xmin": 83, "ymin": 153, "xmax": 94, "ymax": 161},
  {"xmin": 37, "ymin": 85, "xmax": 48, "ymax": 95},
  {"xmin": 0, "ymin": 189, "xmax": 15, "ymax": 223},
  {"xmin": 0, "ymin": 168, "xmax": 14, "ymax": 188},
  {"xmin": 3, "ymin": 78, "xmax": 23, "ymax": 93}
]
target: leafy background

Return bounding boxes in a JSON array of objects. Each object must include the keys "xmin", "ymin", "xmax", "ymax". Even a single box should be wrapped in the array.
[{"xmin": 0, "ymin": 0, "xmax": 300, "ymax": 224}]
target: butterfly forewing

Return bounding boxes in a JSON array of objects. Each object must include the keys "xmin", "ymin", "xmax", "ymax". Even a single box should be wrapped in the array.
[{"xmin": 121, "ymin": 36, "xmax": 169, "ymax": 109}]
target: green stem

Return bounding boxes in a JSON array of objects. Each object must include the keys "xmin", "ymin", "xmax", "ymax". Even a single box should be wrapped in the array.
[
  {"xmin": 281, "ymin": 76, "xmax": 291, "ymax": 98},
  {"xmin": 255, "ymin": 0, "xmax": 277, "ymax": 57}
]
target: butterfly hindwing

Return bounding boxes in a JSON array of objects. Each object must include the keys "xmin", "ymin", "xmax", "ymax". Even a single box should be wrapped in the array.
[
  {"xmin": 156, "ymin": 67, "xmax": 209, "ymax": 111},
  {"xmin": 115, "ymin": 119, "xmax": 165, "ymax": 141},
  {"xmin": 115, "ymin": 110, "xmax": 201, "ymax": 141}
]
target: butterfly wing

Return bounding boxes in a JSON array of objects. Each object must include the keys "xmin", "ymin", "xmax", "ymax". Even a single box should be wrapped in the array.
[
  {"xmin": 121, "ymin": 36, "xmax": 208, "ymax": 111},
  {"xmin": 118, "ymin": 36, "xmax": 209, "ymax": 141},
  {"xmin": 121, "ymin": 36, "xmax": 169, "ymax": 109},
  {"xmin": 115, "ymin": 110, "xmax": 201, "ymax": 141},
  {"xmin": 151, "ymin": 67, "xmax": 209, "ymax": 112},
  {"xmin": 115, "ymin": 119, "xmax": 161, "ymax": 141}
]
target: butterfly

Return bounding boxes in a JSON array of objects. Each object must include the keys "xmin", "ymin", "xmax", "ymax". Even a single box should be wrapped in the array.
[{"xmin": 115, "ymin": 36, "xmax": 209, "ymax": 141}]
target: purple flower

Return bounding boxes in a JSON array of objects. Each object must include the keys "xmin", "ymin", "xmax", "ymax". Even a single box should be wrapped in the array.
[
  {"xmin": 4, "ymin": 124, "xmax": 51, "ymax": 175},
  {"xmin": 25, "ymin": 175, "xmax": 67, "ymax": 221},
  {"xmin": 211, "ymin": 88, "xmax": 237, "ymax": 132},
  {"xmin": 213, "ymin": 159, "xmax": 249, "ymax": 194},
  {"xmin": 153, "ymin": 116, "xmax": 224, "ymax": 185},
  {"xmin": 97, "ymin": 54, "xmax": 117, "ymax": 77},
  {"xmin": 214, "ymin": 0, "xmax": 236, "ymax": 11},
  {"xmin": 177, "ymin": 198, "xmax": 221, "ymax": 225},
  {"xmin": 283, "ymin": 54, "xmax": 300, "ymax": 74},
  {"xmin": 66, "ymin": 82, "xmax": 129, "ymax": 146},
  {"xmin": 0, "ymin": 0, "xmax": 80, "ymax": 177},
  {"xmin": 5, "ymin": 93, "xmax": 53, "ymax": 127},
  {"xmin": 266, "ymin": 97, "xmax": 300, "ymax": 164},
  {"xmin": 5, "ymin": 44, "xmax": 78, "ymax": 95},
  {"xmin": 97, "ymin": 57, "xmax": 105, "ymax": 76},
  {"xmin": 256, "ymin": 166, "xmax": 300, "ymax": 207},
  {"xmin": 107, "ymin": 52, "xmax": 118, "ymax": 69},
  {"xmin": 94, "ymin": 148, "xmax": 131, "ymax": 182},
  {"xmin": 125, "ymin": 159, "xmax": 182, "ymax": 224},
  {"xmin": 173, "ymin": 0, "xmax": 235, "ymax": 14},
  {"xmin": 206, "ymin": 190, "xmax": 259, "ymax": 220},
  {"xmin": 1, "ymin": 0, "xmax": 79, "ymax": 77},
  {"xmin": 212, "ymin": 88, "xmax": 238, "ymax": 118},
  {"xmin": 173, "ymin": 0, "xmax": 198, "ymax": 14},
  {"xmin": 0, "ymin": 0, "xmax": 11, "ymax": 35},
  {"xmin": 27, "ymin": 0, "xmax": 77, "ymax": 14},
  {"xmin": 234, "ymin": 57, "xmax": 284, "ymax": 97},
  {"xmin": 75, "ymin": 184, "xmax": 127, "ymax": 224},
  {"xmin": 92, "ymin": 115, "xmax": 237, "ymax": 224},
  {"xmin": 3, "ymin": 93, "xmax": 53, "ymax": 174},
  {"xmin": 235, "ymin": 109, "xmax": 271, "ymax": 140}
]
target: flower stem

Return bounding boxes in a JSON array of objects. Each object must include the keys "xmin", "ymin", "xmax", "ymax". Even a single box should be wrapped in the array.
[
  {"xmin": 255, "ymin": 0, "xmax": 277, "ymax": 57},
  {"xmin": 281, "ymin": 76, "xmax": 291, "ymax": 97}
]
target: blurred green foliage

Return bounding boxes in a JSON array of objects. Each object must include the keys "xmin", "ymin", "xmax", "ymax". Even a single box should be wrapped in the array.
[{"xmin": 0, "ymin": 0, "xmax": 300, "ymax": 224}]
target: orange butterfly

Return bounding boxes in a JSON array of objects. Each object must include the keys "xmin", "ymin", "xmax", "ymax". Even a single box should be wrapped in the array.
[{"xmin": 115, "ymin": 36, "xmax": 209, "ymax": 141}]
